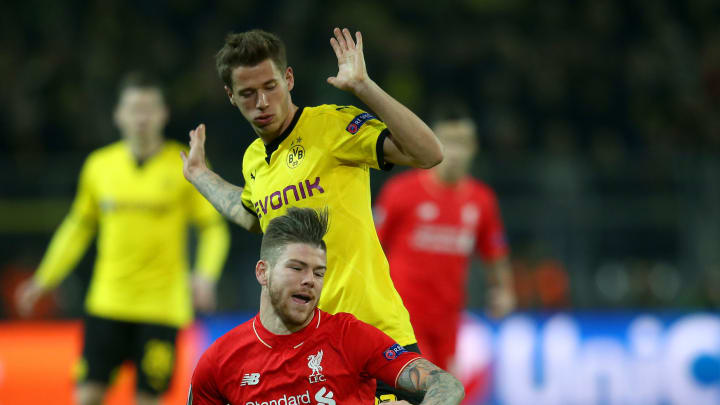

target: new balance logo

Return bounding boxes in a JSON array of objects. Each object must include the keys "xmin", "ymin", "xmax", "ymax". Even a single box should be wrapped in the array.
[{"xmin": 240, "ymin": 373, "xmax": 260, "ymax": 386}]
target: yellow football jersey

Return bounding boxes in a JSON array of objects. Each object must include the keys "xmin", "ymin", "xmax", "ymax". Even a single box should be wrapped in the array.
[
  {"xmin": 35, "ymin": 140, "xmax": 230, "ymax": 327},
  {"xmin": 241, "ymin": 105, "xmax": 416, "ymax": 345}
]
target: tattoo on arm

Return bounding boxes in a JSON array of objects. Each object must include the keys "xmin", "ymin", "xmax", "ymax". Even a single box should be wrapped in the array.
[
  {"xmin": 396, "ymin": 359, "xmax": 464, "ymax": 405},
  {"xmin": 193, "ymin": 170, "xmax": 258, "ymax": 231}
]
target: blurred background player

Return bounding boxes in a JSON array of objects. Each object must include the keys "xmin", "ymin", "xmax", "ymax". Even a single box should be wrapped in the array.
[
  {"xmin": 189, "ymin": 207, "xmax": 464, "ymax": 405},
  {"xmin": 374, "ymin": 113, "xmax": 515, "ymax": 372},
  {"xmin": 180, "ymin": 28, "xmax": 443, "ymax": 403},
  {"xmin": 15, "ymin": 72, "xmax": 230, "ymax": 405}
]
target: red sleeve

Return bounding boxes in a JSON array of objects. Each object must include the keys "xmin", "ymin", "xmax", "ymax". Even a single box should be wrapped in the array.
[
  {"xmin": 341, "ymin": 314, "xmax": 422, "ymax": 387},
  {"xmin": 188, "ymin": 346, "xmax": 226, "ymax": 405},
  {"xmin": 475, "ymin": 187, "xmax": 509, "ymax": 261},
  {"xmin": 373, "ymin": 176, "xmax": 404, "ymax": 249}
]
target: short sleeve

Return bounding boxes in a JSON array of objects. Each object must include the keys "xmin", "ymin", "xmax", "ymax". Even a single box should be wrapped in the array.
[
  {"xmin": 475, "ymin": 188, "xmax": 509, "ymax": 261},
  {"xmin": 189, "ymin": 348, "xmax": 226, "ymax": 405},
  {"xmin": 240, "ymin": 160, "xmax": 259, "ymax": 218},
  {"xmin": 341, "ymin": 314, "xmax": 422, "ymax": 388},
  {"xmin": 240, "ymin": 182, "xmax": 257, "ymax": 217},
  {"xmin": 327, "ymin": 105, "xmax": 393, "ymax": 171}
]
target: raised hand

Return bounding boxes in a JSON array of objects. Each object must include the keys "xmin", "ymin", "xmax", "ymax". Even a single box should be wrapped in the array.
[
  {"xmin": 181, "ymin": 124, "xmax": 209, "ymax": 182},
  {"xmin": 327, "ymin": 27, "xmax": 369, "ymax": 93}
]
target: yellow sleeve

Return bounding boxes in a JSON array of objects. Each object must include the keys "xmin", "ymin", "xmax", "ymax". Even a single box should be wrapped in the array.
[
  {"xmin": 189, "ymin": 187, "xmax": 230, "ymax": 281},
  {"xmin": 34, "ymin": 157, "xmax": 98, "ymax": 289},
  {"xmin": 327, "ymin": 105, "xmax": 392, "ymax": 170}
]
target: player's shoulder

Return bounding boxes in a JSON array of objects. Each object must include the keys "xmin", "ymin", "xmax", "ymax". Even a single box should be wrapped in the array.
[
  {"xmin": 243, "ymin": 138, "xmax": 265, "ymax": 158},
  {"xmin": 382, "ymin": 169, "xmax": 423, "ymax": 193},
  {"xmin": 304, "ymin": 104, "xmax": 371, "ymax": 122},
  {"xmin": 241, "ymin": 138, "xmax": 267, "ymax": 167},
  {"xmin": 469, "ymin": 178, "xmax": 498, "ymax": 197},
  {"xmin": 85, "ymin": 141, "xmax": 125, "ymax": 166},
  {"xmin": 162, "ymin": 139, "xmax": 187, "ymax": 154},
  {"xmin": 321, "ymin": 310, "xmax": 371, "ymax": 332}
]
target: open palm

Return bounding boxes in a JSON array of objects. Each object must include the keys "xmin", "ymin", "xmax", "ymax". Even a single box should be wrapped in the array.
[
  {"xmin": 327, "ymin": 27, "xmax": 369, "ymax": 92},
  {"xmin": 180, "ymin": 123, "xmax": 208, "ymax": 182}
]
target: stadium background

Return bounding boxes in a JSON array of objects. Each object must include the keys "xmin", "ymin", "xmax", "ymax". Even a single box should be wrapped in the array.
[{"xmin": 1, "ymin": 0, "xmax": 719, "ymax": 404}]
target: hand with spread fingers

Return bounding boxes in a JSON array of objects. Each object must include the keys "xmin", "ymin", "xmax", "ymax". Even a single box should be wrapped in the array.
[
  {"xmin": 327, "ymin": 27, "xmax": 369, "ymax": 93},
  {"xmin": 180, "ymin": 123, "xmax": 209, "ymax": 182}
]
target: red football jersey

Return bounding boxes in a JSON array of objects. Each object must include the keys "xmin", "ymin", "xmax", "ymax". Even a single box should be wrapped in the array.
[
  {"xmin": 374, "ymin": 170, "xmax": 508, "ymax": 320},
  {"xmin": 189, "ymin": 309, "xmax": 421, "ymax": 405}
]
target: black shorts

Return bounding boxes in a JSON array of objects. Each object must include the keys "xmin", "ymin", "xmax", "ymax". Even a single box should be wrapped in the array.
[
  {"xmin": 375, "ymin": 343, "xmax": 424, "ymax": 404},
  {"xmin": 79, "ymin": 314, "xmax": 178, "ymax": 395}
]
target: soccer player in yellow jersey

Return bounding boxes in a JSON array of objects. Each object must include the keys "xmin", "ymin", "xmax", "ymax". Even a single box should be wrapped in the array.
[
  {"xmin": 181, "ymin": 28, "xmax": 443, "ymax": 403},
  {"xmin": 16, "ymin": 72, "xmax": 230, "ymax": 405}
]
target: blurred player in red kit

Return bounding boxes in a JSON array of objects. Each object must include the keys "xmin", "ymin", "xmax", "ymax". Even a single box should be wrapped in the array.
[
  {"xmin": 188, "ymin": 207, "xmax": 464, "ymax": 405},
  {"xmin": 374, "ymin": 114, "xmax": 515, "ymax": 372}
]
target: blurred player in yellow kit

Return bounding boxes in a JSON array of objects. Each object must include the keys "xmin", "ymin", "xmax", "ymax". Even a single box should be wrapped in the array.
[{"xmin": 16, "ymin": 72, "xmax": 230, "ymax": 405}]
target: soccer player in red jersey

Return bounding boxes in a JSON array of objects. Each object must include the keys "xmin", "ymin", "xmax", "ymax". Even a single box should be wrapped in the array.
[
  {"xmin": 374, "ymin": 116, "xmax": 516, "ymax": 372},
  {"xmin": 188, "ymin": 208, "xmax": 464, "ymax": 405}
]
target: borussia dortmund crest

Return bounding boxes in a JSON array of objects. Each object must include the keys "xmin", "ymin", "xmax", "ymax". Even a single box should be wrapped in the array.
[{"xmin": 287, "ymin": 139, "xmax": 305, "ymax": 169}]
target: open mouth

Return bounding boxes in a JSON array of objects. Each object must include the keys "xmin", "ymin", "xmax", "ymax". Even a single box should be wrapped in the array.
[{"xmin": 291, "ymin": 294, "xmax": 312, "ymax": 304}]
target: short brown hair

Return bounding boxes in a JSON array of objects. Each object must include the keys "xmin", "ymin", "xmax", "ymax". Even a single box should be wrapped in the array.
[
  {"xmin": 215, "ymin": 29, "xmax": 287, "ymax": 88},
  {"xmin": 117, "ymin": 71, "xmax": 164, "ymax": 99},
  {"xmin": 260, "ymin": 207, "xmax": 328, "ymax": 266}
]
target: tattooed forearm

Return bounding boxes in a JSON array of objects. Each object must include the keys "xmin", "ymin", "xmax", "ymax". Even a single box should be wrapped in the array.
[
  {"xmin": 396, "ymin": 359, "xmax": 464, "ymax": 405},
  {"xmin": 191, "ymin": 169, "xmax": 259, "ymax": 231}
]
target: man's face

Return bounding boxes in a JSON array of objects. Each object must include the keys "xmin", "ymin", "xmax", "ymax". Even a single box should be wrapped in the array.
[
  {"xmin": 114, "ymin": 87, "xmax": 168, "ymax": 142},
  {"xmin": 225, "ymin": 59, "xmax": 294, "ymax": 139},
  {"xmin": 263, "ymin": 243, "xmax": 326, "ymax": 328},
  {"xmin": 434, "ymin": 119, "xmax": 478, "ymax": 182}
]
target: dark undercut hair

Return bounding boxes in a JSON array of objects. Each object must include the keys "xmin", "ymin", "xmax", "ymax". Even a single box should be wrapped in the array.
[
  {"xmin": 260, "ymin": 207, "xmax": 329, "ymax": 266},
  {"xmin": 215, "ymin": 29, "xmax": 288, "ymax": 89}
]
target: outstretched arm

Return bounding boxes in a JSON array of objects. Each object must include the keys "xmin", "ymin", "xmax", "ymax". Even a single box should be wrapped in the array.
[
  {"xmin": 181, "ymin": 124, "xmax": 260, "ymax": 233},
  {"xmin": 327, "ymin": 28, "xmax": 443, "ymax": 169},
  {"xmin": 393, "ymin": 358, "xmax": 464, "ymax": 405}
]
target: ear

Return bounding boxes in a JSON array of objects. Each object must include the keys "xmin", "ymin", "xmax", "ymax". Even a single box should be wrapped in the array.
[
  {"xmin": 224, "ymin": 85, "xmax": 235, "ymax": 106},
  {"xmin": 285, "ymin": 67, "xmax": 294, "ymax": 92},
  {"xmin": 256, "ymin": 260, "xmax": 269, "ymax": 286}
]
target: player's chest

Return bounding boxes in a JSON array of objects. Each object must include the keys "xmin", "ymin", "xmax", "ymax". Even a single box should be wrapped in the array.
[
  {"xmin": 246, "ymin": 141, "xmax": 335, "ymax": 219},
  {"xmin": 250, "ymin": 137, "xmax": 333, "ymax": 189},
  {"xmin": 223, "ymin": 346, "xmax": 364, "ymax": 404},
  {"xmin": 93, "ymin": 164, "xmax": 185, "ymax": 213},
  {"xmin": 406, "ymin": 194, "xmax": 483, "ymax": 229}
]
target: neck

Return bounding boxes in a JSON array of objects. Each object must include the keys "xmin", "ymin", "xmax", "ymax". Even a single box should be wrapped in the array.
[
  {"xmin": 126, "ymin": 134, "xmax": 163, "ymax": 162},
  {"xmin": 432, "ymin": 168, "xmax": 462, "ymax": 186}
]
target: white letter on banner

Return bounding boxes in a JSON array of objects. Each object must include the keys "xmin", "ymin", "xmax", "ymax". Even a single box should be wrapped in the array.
[
  {"xmin": 627, "ymin": 315, "xmax": 664, "ymax": 404},
  {"xmin": 497, "ymin": 314, "xmax": 579, "ymax": 405}
]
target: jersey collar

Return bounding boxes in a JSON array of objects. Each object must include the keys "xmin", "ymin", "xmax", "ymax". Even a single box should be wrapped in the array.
[
  {"xmin": 263, "ymin": 106, "xmax": 305, "ymax": 164},
  {"xmin": 252, "ymin": 308, "xmax": 321, "ymax": 349}
]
